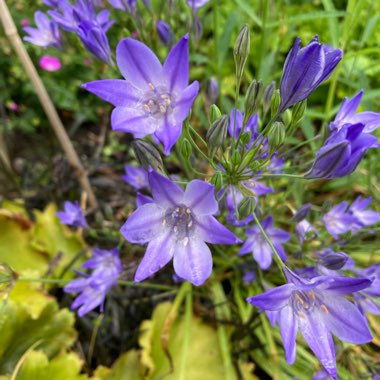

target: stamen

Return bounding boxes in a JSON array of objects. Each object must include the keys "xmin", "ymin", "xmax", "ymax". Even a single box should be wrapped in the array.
[
  {"xmin": 162, "ymin": 219, "xmax": 167, "ymax": 226},
  {"xmin": 148, "ymin": 83, "xmax": 155, "ymax": 90},
  {"xmin": 183, "ymin": 237, "xmax": 189, "ymax": 246},
  {"xmin": 320, "ymin": 304, "xmax": 329, "ymax": 314}
]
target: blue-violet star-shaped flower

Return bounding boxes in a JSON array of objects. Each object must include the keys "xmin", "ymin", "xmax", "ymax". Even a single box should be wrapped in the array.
[
  {"xmin": 247, "ymin": 268, "xmax": 373, "ymax": 379},
  {"xmin": 120, "ymin": 171, "xmax": 240, "ymax": 286},
  {"xmin": 56, "ymin": 200, "xmax": 89, "ymax": 228},
  {"xmin": 239, "ymin": 215, "xmax": 290, "ymax": 270},
  {"xmin": 82, "ymin": 34, "xmax": 199, "ymax": 155}
]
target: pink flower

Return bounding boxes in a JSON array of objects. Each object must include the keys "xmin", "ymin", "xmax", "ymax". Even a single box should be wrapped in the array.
[
  {"xmin": 21, "ymin": 19, "xmax": 29, "ymax": 27},
  {"xmin": 39, "ymin": 55, "xmax": 61, "ymax": 72},
  {"xmin": 8, "ymin": 101, "xmax": 19, "ymax": 111}
]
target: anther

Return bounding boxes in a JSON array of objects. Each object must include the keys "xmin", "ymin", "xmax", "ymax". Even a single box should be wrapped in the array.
[
  {"xmin": 183, "ymin": 237, "xmax": 189, "ymax": 246},
  {"xmin": 162, "ymin": 219, "xmax": 167, "ymax": 226},
  {"xmin": 148, "ymin": 83, "xmax": 155, "ymax": 90},
  {"xmin": 320, "ymin": 304, "xmax": 329, "ymax": 314}
]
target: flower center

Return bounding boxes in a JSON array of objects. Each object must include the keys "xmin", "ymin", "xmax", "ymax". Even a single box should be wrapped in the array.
[
  {"xmin": 291, "ymin": 290, "xmax": 316, "ymax": 314},
  {"xmin": 162, "ymin": 204, "xmax": 195, "ymax": 244},
  {"xmin": 143, "ymin": 83, "xmax": 174, "ymax": 118}
]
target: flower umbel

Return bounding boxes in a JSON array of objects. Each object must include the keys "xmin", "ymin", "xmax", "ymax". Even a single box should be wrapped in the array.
[
  {"xmin": 120, "ymin": 171, "xmax": 240, "ymax": 286},
  {"xmin": 82, "ymin": 34, "xmax": 199, "ymax": 155}
]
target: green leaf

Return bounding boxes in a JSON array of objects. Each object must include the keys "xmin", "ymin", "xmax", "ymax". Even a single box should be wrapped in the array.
[
  {"xmin": 0, "ymin": 202, "xmax": 86, "ymax": 277},
  {"xmin": 139, "ymin": 302, "xmax": 257, "ymax": 380},
  {"xmin": 0, "ymin": 298, "xmax": 76, "ymax": 374},
  {"xmin": 1, "ymin": 351, "xmax": 89, "ymax": 380},
  {"xmin": 94, "ymin": 350, "xmax": 145, "ymax": 380}
]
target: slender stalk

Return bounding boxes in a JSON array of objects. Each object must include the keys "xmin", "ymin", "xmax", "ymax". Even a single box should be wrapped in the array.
[
  {"xmin": 0, "ymin": 0, "xmax": 98, "ymax": 209},
  {"xmin": 252, "ymin": 212, "xmax": 286, "ymax": 277}
]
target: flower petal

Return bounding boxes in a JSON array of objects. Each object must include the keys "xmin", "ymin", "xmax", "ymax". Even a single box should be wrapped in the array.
[
  {"xmin": 134, "ymin": 231, "xmax": 175, "ymax": 282},
  {"xmin": 111, "ymin": 107, "xmax": 156, "ymax": 137},
  {"xmin": 173, "ymin": 81, "xmax": 200, "ymax": 123},
  {"xmin": 116, "ymin": 37, "xmax": 163, "ymax": 90},
  {"xmin": 324, "ymin": 276, "xmax": 372, "ymax": 295},
  {"xmin": 321, "ymin": 294, "xmax": 373, "ymax": 344},
  {"xmin": 247, "ymin": 284, "xmax": 294, "ymax": 311},
  {"xmin": 120, "ymin": 203, "xmax": 165, "ymax": 244},
  {"xmin": 196, "ymin": 215, "xmax": 241, "ymax": 244},
  {"xmin": 154, "ymin": 116, "xmax": 182, "ymax": 155},
  {"xmin": 184, "ymin": 180, "xmax": 218, "ymax": 215},
  {"xmin": 148, "ymin": 171, "xmax": 184, "ymax": 208},
  {"xmin": 173, "ymin": 237, "xmax": 212, "ymax": 286},
  {"xmin": 279, "ymin": 306, "xmax": 298, "ymax": 364},
  {"xmin": 298, "ymin": 311, "xmax": 337, "ymax": 379},
  {"xmin": 163, "ymin": 34, "xmax": 189, "ymax": 92},
  {"xmin": 81, "ymin": 79, "xmax": 142, "ymax": 107}
]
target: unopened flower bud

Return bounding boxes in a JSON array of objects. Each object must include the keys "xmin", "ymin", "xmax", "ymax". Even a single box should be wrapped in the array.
[
  {"xmin": 238, "ymin": 196, "xmax": 256, "ymax": 220},
  {"xmin": 156, "ymin": 20, "xmax": 174, "ymax": 47},
  {"xmin": 193, "ymin": 16, "xmax": 203, "ymax": 44},
  {"xmin": 206, "ymin": 114, "xmax": 228, "ymax": 156},
  {"xmin": 240, "ymin": 131, "xmax": 252, "ymax": 145},
  {"xmin": 268, "ymin": 121, "xmax": 286, "ymax": 155},
  {"xmin": 318, "ymin": 250, "xmax": 349, "ymax": 270},
  {"xmin": 289, "ymin": 99, "xmax": 307, "ymax": 133},
  {"xmin": 244, "ymin": 79, "xmax": 263, "ymax": 124},
  {"xmin": 231, "ymin": 150, "xmax": 241, "ymax": 166},
  {"xmin": 208, "ymin": 77, "xmax": 219, "ymax": 104},
  {"xmin": 132, "ymin": 139, "xmax": 165, "ymax": 174},
  {"xmin": 263, "ymin": 81, "xmax": 276, "ymax": 114},
  {"xmin": 209, "ymin": 104, "xmax": 222, "ymax": 124},
  {"xmin": 282, "ymin": 109, "xmax": 292, "ymax": 127},
  {"xmin": 181, "ymin": 138, "xmax": 192, "ymax": 159},
  {"xmin": 270, "ymin": 89, "xmax": 281, "ymax": 116},
  {"xmin": 210, "ymin": 171, "xmax": 224, "ymax": 191},
  {"xmin": 293, "ymin": 204, "xmax": 312, "ymax": 222},
  {"xmin": 234, "ymin": 24, "xmax": 250, "ymax": 81}
]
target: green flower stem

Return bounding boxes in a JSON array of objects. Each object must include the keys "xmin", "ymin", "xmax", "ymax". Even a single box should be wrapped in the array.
[
  {"xmin": 16, "ymin": 277, "xmax": 176, "ymax": 291},
  {"xmin": 259, "ymin": 173, "xmax": 304, "ymax": 179},
  {"xmin": 252, "ymin": 212, "xmax": 286, "ymax": 278}
]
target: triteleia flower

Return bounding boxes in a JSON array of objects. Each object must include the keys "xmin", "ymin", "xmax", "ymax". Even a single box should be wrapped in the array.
[
  {"xmin": 279, "ymin": 36, "xmax": 342, "ymax": 112},
  {"xmin": 23, "ymin": 11, "xmax": 61, "ymax": 49},
  {"xmin": 322, "ymin": 201, "xmax": 357, "ymax": 239},
  {"xmin": 348, "ymin": 196, "xmax": 380, "ymax": 231},
  {"xmin": 49, "ymin": 0, "xmax": 113, "ymax": 33},
  {"xmin": 122, "ymin": 165, "xmax": 149, "ymax": 190},
  {"xmin": 43, "ymin": 0, "xmax": 60, "ymax": 7},
  {"xmin": 295, "ymin": 219, "xmax": 317, "ymax": 245},
  {"xmin": 77, "ymin": 21, "xmax": 112, "ymax": 64},
  {"xmin": 120, "ymin": 171, "xmax": 240, "ymax": 286},
  {"xmin": 186, "ymin": 0, "xmax": 210, "ymax": 11},
  {"xmin": 315, "ymin": 248, "xmax": 353, "ymax": 271},
  {"xmin": 331, "ymin": 90, "xmax": 380, "ymax": 133},
  {"xmin": 353, "ymin": 264, "xmax": 380, "ymax": 315},
  {"xmin": 247, "ymin": 268, "xmax": 373, "ymax": 379},
  {"xmin": 64, "ymin": 248, "xmax": 122, "ymax": 316},
  {"xmin": 82, "ymin": 35, "xmax": 199, "ymax": 154},
  {"xmin": 207, "ymin": 77, "xmax": 219, "ymax": 103},
  {"xmin": 305, "ymin": 123, "xmax": 379, "ymax": 179},
  {"xmin": 239, "ymin": 215, "xmax": 290, "ymax": 270},
  {"xmin": 39, "ymin": 55, "xmax": 62, "ymax": 71},
  {"xmin": 108, "ymin": 0, "xmax": 137, "ymax": 12},
  {"xmin": 156, "ymin": 20, "xmax": 174, "ymax": 47},
  {"xmin": 56, "ymin": 200, "xmax": 89, "ymax": 228}
]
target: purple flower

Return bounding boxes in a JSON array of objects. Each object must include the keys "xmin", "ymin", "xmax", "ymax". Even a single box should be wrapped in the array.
[
  {"xmin": 296, "ymin": 219, "xmax": 317, "ymax": 245},
  {"xmin": 322, "ymin": 201, "xmax": 357, "ymax": 239},
  {"xmin": 186, "ymin": 0, "xmax": 210, "ymax": 10},
  {"xmin": 120, "ymin": 171, "xmax": 240, "ymax": 286},
  {"xmin": 305, "ymin": 123, "xmax": 379, "ymax": 179},
  {"xmin": 64, "ymin": 248, "xmax": 122, "ymax": 316},
  {"xmin": 49, "ymin": 0, "xmax": 113, "ymax": 33},
  {"xmin": 228, "ymin": 109, "xmax": 261, "ymax": 149},
  {"xmin": 247, "ymin": 268, "xmax": 373, "ymax": 379},
  {"xmin": 315, "ymin": 248, "xmax": 353, "ymax": 271},
  {"xmin": 77, "ymin": 21, "xmax": 112, "ymax": 64},
  {"xmin": 239, "ymin": 215, "xmax": 290, "ymax": 270},
  {"xmin": 122, "ymin": 165, "xmax": 149, "ymax": 190},
  {"xmin": 82, "ymin": 35, "xmax": 199, "ymax": 155},
  {"xmin": 354, "ymin": 264, "xmax": 380, "ymax": 315},
  {"xmin": 82, "ymin": 248, "xmax": 123, "ymax": 287},
  {"xmin": 331, "ymin": 90, "xmax": 380, "ymax": 133},
  {"xmin": 108, "ymin": 0, "xmax": 137, "ymax": 12},
  {"xmin": 348, "ymin": 196, "xmax": 380, "ymax": 231},
  {"xmin": 156, "ymin": 20, "xmax": 174, "ymax": 47},
  {"xmin": 23, "ymin": 11, "xmax": 61, "ymax": 49},
  {"xmin": 43, "ymin": 0, "xmax": 60, "ymax": 8},
  {"xmin": 56, "ymin": 201, "xmax": 89, "ymax": 228},
  {"xmin": 279, "ymin": 36, "xmax": 342, "ymax": 112}
]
